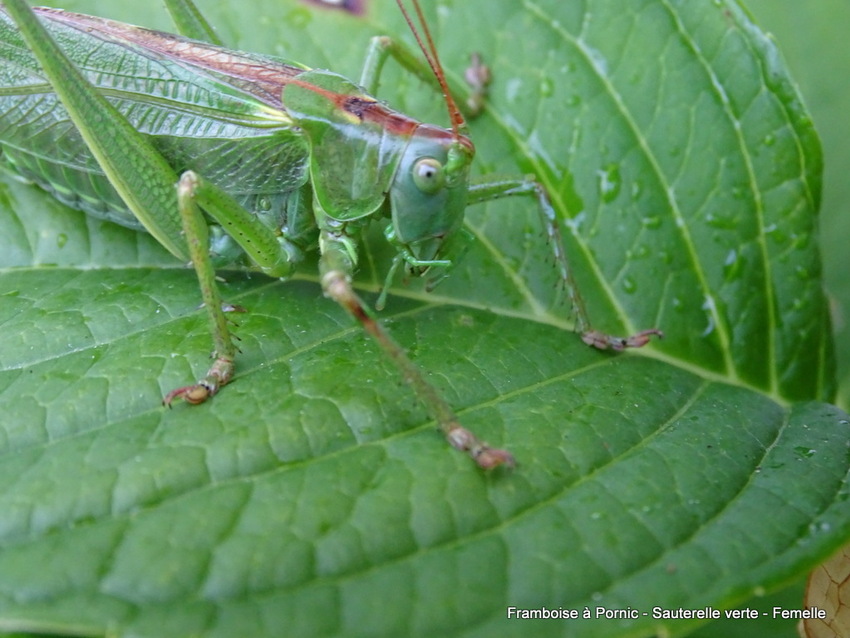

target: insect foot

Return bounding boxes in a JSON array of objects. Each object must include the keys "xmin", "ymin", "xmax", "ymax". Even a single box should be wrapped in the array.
[
  {"xmin": 162, "ymin": 355, "xmax": 235, "ymax": 406},
  {"xmin": 581, "ymin": 328, "xmax": 664, "ymax": 351},
  {"xmin": 446, "ymin": 423, "xmax": 516, "ymax": 470}
]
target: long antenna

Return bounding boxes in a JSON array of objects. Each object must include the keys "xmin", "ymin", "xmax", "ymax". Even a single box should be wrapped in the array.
[{"xmin": 395, "ymin": 0, "xmax": 466, "ymax": 137}]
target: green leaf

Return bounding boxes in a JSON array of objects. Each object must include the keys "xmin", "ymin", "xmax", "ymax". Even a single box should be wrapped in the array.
[
  {"xmin": 743, "ymin": 0, "xmax": 850, "ymax": 413},
  {"xmin": 0, "ymin": 1, "xmax": 846, "ymax": 637}
]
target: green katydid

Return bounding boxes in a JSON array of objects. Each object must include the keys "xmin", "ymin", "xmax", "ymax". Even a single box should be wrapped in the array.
[{"xmin": 0, "ymin": 0, "xmax": 661, "ymax": 469}]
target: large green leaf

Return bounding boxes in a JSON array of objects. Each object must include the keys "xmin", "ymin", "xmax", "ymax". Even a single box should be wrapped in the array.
[
  {"xmin": 0, "ymin": 1, "xmax": 846, "ymax": 637},
  {"xmin": 743, "ymin": 0, "xmax": 850, "ymax": 412}
]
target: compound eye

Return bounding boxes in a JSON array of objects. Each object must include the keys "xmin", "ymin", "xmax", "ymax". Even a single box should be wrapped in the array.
[{"xmin": 412, "ymin": 157, "xmax": 444, "ymax": 194}]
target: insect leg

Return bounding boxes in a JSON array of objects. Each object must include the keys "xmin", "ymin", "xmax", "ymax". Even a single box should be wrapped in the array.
[
  {"xmin": 3, "ymin": 0, "xmax": 188, "ymax": 261},
  {"xmin": 319, "ymin": 230, "xmax": 515, "ymax": 470},
  {"xmin": 359, "ymin": 36, "xmax": 484, "ymax": 118},
  {"xmin": 468, "ymin": 176, "xmax": 663, "ymax": 350},
  {"xmin": 164, "ymin": 171, "xmax": 300, "ymax": 406},
  {"xmin": 163, "ymin": 0, "xmax": 223, "ymax": 45}
]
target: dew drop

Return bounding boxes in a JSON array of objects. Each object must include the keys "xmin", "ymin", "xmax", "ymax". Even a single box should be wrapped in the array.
[
  {"xmin": 597, "ymin": 164, "xmax": 621, "ymax": 203},
  {"xmin": 566, "ymin": 94, "xmax": 581, "ymax": 107},
  {"xmin": 705, "ymin": 212, "xmax": 738, "ymax": 230},
  {"xmin": 621, "ymin": 276, "xmax": 637, "ymax": 294},
  {"xmin": 701, "ymin": 295, "xmax": 716, "ymax": 337},
  {"xmin": 772, "ymin": 230, "xmax": 788, "ymax": 244},
  {"xmin": 763, "ymin": 133, "xmax": 776, "ymax": 146},
  {"xmin": 57, "ymin": 233, "xmax": 68, "ymax": 249},
  {"xmin": 723, "ymin": 248, "xmax": 741, "ymax": 281},
  {"xmin": 506, "ymin": 77, "xmax": 523, "ymax": 104},
  {"xmin": 641, "ymin": 215, "xmax": 661, "ymax": 229},
  {"xmin": 631, "ymin": 180, "xmax": 643, "ymax": 199},
  {"xmin": 285, "ymin": 7, "xmax": 312, "ymax": 28},
  {"xmin": 540, "ymin": 75, "xmax": 554, "ymax": 97},
  {"xmin": 632, "ymin": 245, "xmax": 649, "ymax": 259}
]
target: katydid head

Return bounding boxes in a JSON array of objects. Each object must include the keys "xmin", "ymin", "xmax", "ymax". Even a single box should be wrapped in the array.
[
  {"xmin": 388, "ymin": 0, "xmax": 474, "ymax": 273},
  {"xmin": 389, "ymin": 124, "xmax": 473, "ymax": 269}
]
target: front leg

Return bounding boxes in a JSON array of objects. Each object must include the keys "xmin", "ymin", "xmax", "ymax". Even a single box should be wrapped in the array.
[
  {"xmin": 468, "ymin": 176, "xmax": 663, "ymax": 350},
  {"xmin": 319, "ymin": 230, "xmax": 514, "ymax": 470}
]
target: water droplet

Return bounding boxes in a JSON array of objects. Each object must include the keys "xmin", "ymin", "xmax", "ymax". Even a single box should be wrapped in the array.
[
  {"xmin": 705, "ymin": 212, "xmax": 738, "ymax": 230},
  {"xmin": 506, "ymin": 77, "xmax": 522, "ymax": 103},
  {"xmin": 540, "ymin": 75, "xmax": 554, "ymax": 97},
  {"xmin": 795, "ymin": 265, "xmax": 810, "ymax": 280},
  {"xmin": 641, "ymin": 215, "xmax": 661, "ymax": 229},
  {"xmin": 723, "ymin": 248, "xmax": 741, "ymax": 281},
  {"xmin": 286, "ymin": 7, "xmax": 312, "ymax": 28},
  {"xmin": 701, "ymin": 295, "xmax": 717, "ymax": 337},
  {"xmin": 597, "ymin": 164, "xmax": 621, "ymax": 203},
  {"xmin": 621, "ymin": 276, "xmax": 637, "ymax": 294},
  {"xmin": 57, "ymin": 233, "xmax": 68, "ymax": 249},
  {"xmin": 765, "ymin": 223, "xmax": 787, "ymax": 244},
  {"xmin": 631, "ymin": 180, "xmax": 643, "ymax": 199},
  {"xmin": 763, "ymin": 133, "xmax": 776, "ymax": 146},
  {"xmin": 566, "ymin": 94, "xmax": 581, "ymax": 107}
]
